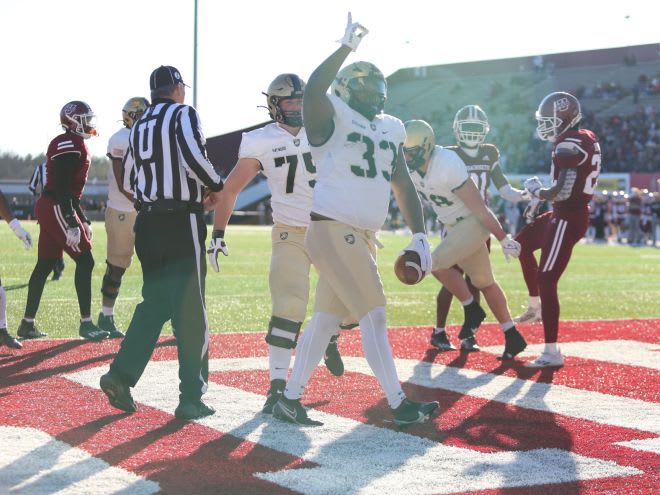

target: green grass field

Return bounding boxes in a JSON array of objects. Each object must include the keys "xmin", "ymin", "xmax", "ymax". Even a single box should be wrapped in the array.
[{"xmin": 2, "ymin": 221, "xmax": 660, "ymax": 338}]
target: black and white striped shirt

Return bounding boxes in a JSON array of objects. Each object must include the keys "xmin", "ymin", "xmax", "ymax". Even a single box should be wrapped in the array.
[
  {"xmin": 28, "ymin": 162, "xmax": 47, "ymax": 195},
  {"xmin": 123, "ymin": 99, "xmax": 223, "ymax": 203}
]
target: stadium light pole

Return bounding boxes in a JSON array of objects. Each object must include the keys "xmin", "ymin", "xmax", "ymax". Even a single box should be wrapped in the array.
[{"xmin": 193, "ymin": 0, "xmax": 198, "ymax": 109}]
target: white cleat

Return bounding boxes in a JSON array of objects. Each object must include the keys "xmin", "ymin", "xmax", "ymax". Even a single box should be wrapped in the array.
[
  {"xmin": 514, "ymin": 305, "xmax": 542, "ymax": 324},
  {"xmin": 525, "ymin": 351, "xmax": 564, "ymax": 368}
]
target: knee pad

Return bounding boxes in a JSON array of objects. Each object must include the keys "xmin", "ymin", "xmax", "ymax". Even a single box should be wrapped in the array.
[
  {"xmin": 101, "ymin": 262, "xmax": 125, "ymax": 300},
  {"xmin": 265, "ymin": 316, "xmax": 302, "ymax": 349}
]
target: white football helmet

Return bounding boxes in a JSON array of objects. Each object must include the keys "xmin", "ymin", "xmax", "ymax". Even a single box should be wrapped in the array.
[{"xmin": 453, "ymin": 104, "xmax": 489, "ymax": 147}]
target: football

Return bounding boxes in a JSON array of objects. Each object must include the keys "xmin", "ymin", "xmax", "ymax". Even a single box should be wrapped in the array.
[{"xmin": 394, "ymin": 250, "xmax": 425, "ymax": 285}]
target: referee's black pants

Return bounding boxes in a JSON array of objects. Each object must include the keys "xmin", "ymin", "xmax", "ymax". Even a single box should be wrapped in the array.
[{"xmin": 110, "ymin": 209, "xmax": 209, "ymax": 404}]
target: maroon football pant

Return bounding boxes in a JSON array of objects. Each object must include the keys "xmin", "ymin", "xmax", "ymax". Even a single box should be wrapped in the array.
[
  {"xmin": 36, "ymin": 196, "xmax": 91, "ymax": 259},
  {"xmin": 515, "ymin": 210, "xmax": 588, "ymax": 343}
]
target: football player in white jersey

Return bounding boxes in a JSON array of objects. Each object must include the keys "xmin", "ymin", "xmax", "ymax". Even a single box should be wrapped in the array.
[
  {"xmin": 206, "ymin": 74, "xmax": 345, "ymax": 415},
  {"xmin": 272, "ymin": 14, "xmax": 439, "ymax": 427},
  {"xmin": 99, "ymin": 97, "xmax": 149, "ymax": 338},
  {"xmin": 403, "ymin": 119, "xmax": 527, "ymax": 361},
  {"xmin": 432, "ymin": 106, "xmax": 529, "ymax": 351},
  {"xmin": 1, "ymin": 189, "xmax": 32, "ymax": 350}
]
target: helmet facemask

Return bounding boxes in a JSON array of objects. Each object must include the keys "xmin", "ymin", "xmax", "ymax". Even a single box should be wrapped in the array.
[
  {"xmin": 347, "ymin": 76, "xmax": 386, "ymax": 120},
  {"xmin": 453, "ymin": 105, "xmax": 489, "ymax": 148},
  {"xmin": 403, "ymin": 120, "xmax": 435, "ymax": 171},
  {"xmin": 270, "ymin": 96, "xmax": 303, "ymax": 127},
  {"xmin": 66, "ymin": 113, "xmax": 97, "ymax": 138}
]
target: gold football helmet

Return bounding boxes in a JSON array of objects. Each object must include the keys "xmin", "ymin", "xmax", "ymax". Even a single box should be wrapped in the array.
[
  {"xmin": 403, "ymin": 120, "xmax": 435, "ymax": 170},
  {"xmin": 453, "ymin": 104, "xmax": 490, "ymax": 147},
  {"xmin": 331, "ymin": 61, "xmax": 386, "ymax": 120},
  {"xmin": 122, "ymin": 97, "xmax": 150, "ymax": 128},
  {"xmin": 264, "ymin": 74, "xmax": 305, "ymax": 127}
]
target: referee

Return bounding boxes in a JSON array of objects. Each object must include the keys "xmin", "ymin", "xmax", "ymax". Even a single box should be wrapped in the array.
[{"xmin": 100, "ymin": 65, "xmax": 223, "ymax": 420}]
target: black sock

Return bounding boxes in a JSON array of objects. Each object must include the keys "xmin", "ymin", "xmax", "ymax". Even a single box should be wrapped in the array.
[
  {"xmin": 74, "ymin": 251, "xmax": 95, "ymax": 317},
  {"xmin": 25, "ymin": 259, "xmax": 56, "ymax": 318}
]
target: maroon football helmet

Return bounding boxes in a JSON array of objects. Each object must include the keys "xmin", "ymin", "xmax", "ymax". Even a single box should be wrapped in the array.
[
  {"xmin": 60, "ymin": 101, "xmax": 98, "ymax": 139},
  {"xmin": 535, "ymin": 92, "xmax": 581, "ymax": 142}
]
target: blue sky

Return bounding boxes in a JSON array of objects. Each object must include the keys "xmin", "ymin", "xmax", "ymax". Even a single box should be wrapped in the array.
[{"xmin": 0, "ymin": 0, "xmax": 657, "ymax": 161}]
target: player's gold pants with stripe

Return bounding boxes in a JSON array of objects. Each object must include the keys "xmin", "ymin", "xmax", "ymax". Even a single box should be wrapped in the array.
[
  {"xmin": 306, "ymin": 219, "xmax": 385, "ymax": 320},
  {"xmin": 432, "ymin": 214, "xmax": 495, "ymax": 289}
]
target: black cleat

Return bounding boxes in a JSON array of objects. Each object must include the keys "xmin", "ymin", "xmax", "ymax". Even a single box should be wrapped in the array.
[
  {"xmin": 497, "ymin": 327, "xmax": 527, "ymax": 360},
  {"xmin": 460, "ymin": 336, "xmax": 480, "ymax": 352},
  {"xmin": 100, "ymin": 372, "xmax": 137, "ymax": 413},
  {"xmin": 458, "ymin": 302, "xmax": 486, "ymax": 340},
  {"xmin": 392, "ymin": 398, "xmax": 439, "ymax": 426},
  {"xmin": 262, "ymin": 379, "xmax": 285, "ymax": 414},
  {"xmin": 0, "ymin": 328, "xmax": 23, "ymax": 349},
  {"xmin": 273, "ymin": 396, "xmax": 323, "ymax": 426},
  {"xmin": 79, "ymin": 321, "xmax": 110, "ymax": 342},
  {"xmin": 174, "ymin": 400, "xmax": 216, "ymax": 420},
  {"xmin": 324, "ymin": 334, "xmax": 344, "ymax": 376},
  {"xmin": 97, "ymin": 313, "xmax": 125, "ymax": 339},
  {"xmin": 430, "ymin": 330, "xmax": 455, "ymax": 351},
  {"xmin": 17, "ymin": 319, "xmax": 47, "ymax": 339}
]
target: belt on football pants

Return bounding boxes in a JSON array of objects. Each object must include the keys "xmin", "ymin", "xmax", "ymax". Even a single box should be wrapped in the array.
[
  {"xmin": 135, "ymin": 199, "xmax": 204, "ymax": 215},
  {"xmin": 310, "ymin": 212, "xmax": 336, "ymax": 221}
]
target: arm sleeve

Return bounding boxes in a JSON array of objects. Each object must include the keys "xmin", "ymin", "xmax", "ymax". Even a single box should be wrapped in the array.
[
  {"xmin": 175, "ymin": 106, "xmax": 224, "ymax": 191},
  {"xmin": 54, "ymin": 153, "xmax": 79, "ymax": 227},
  {"xmin": 28, "ymin": 165, "xmax": 40, "ymax": 194},
  {"xmin": 71, "ymin": 198, "xmax": 89, "ymax": 224}
]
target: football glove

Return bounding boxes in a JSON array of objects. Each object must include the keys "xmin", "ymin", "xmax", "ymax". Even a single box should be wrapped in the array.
[
  {"xmin": 523, "ymin": 176, "xmax": 543, "ymax": 199},
  {"xmin": 207, "ymin": 231, "xmax": 229, "ymax": 273},
  {"xmin": 65, "ymin": 226, "xmax": 81, "ymax": 248},
  {"xmin": 401, "ymin": 232, "xmax": 432, "ymax": 276},
  {"xmin": 82, "ymin": 220, "xmax": 93, "ymax": 241},
  {"xmin": 338, "ymin": 12, "xmax": 369, "ymax": 51},
  {"xmin": 524, "ymin": 197, "xmax": 542, "ymax": 224},
  {"xmin": 500, "ymin": 234, "xmax": 521, "ymax": 262},
  {"xmin": 9, "ymin": 218, "xmax": 32, "ymax": 249}
]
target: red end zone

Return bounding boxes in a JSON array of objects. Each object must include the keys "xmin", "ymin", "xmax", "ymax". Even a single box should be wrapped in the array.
[{"xmin": 1, "ymin": 319, "xmax": 658, "ymax": 494}]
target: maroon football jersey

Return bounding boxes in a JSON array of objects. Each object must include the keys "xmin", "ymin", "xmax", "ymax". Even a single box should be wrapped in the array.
[
  {"xmin": 447, "ymin": 143, "xmax": 500, "ymax": 200},
  {"xmin": 550, "ymin": 129, "xmax": 601, "ymax": 214},
  {"xmin": 44, "ymin": 131, "xmax": 90, "ymax": 200}
]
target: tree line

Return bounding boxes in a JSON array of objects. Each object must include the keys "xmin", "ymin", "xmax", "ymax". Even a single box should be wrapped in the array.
[{"xmin": 0, "ymin": 152, "xmax": 109, "ymax": 180}]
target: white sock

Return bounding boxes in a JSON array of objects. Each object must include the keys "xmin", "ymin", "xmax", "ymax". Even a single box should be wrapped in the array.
[
  {"xmin": 80, "ymin": 317, "xmax": 92, "ymax": 323},
  {"xmin": 359, "ymin": 306, "xmax": 405, "ymax": 409},
  {"xmin": 102, "ymin": 306, "xmax": 114, "ymax": 317},
  {"xmin": 544, "ymin": 342, "xmax": 559, "ymax": 354},
  {"xmin": 284, "ymin": 312, "xmax": 341, "ymax": 400},
  {"xmin": 500, "ymin": 320, "xmax": 515, "ymax": 332},
  {"xmin": 433, "ymin": 327, "xmax": 446, "ymax": 335},
  {"xmin": 0, "ymin": 286, "xmax": 7, "ymax": 329},
  {"xmin": 529, "ymin": 296, "xmax": 541, "ymax": 308},
  {"xmin": 269, "ymin": 345, "xmax": 293, "ymax": 382},
  {"xmin": 461, "ymin": 296, "xmax": 474, "ymax": 306}
]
